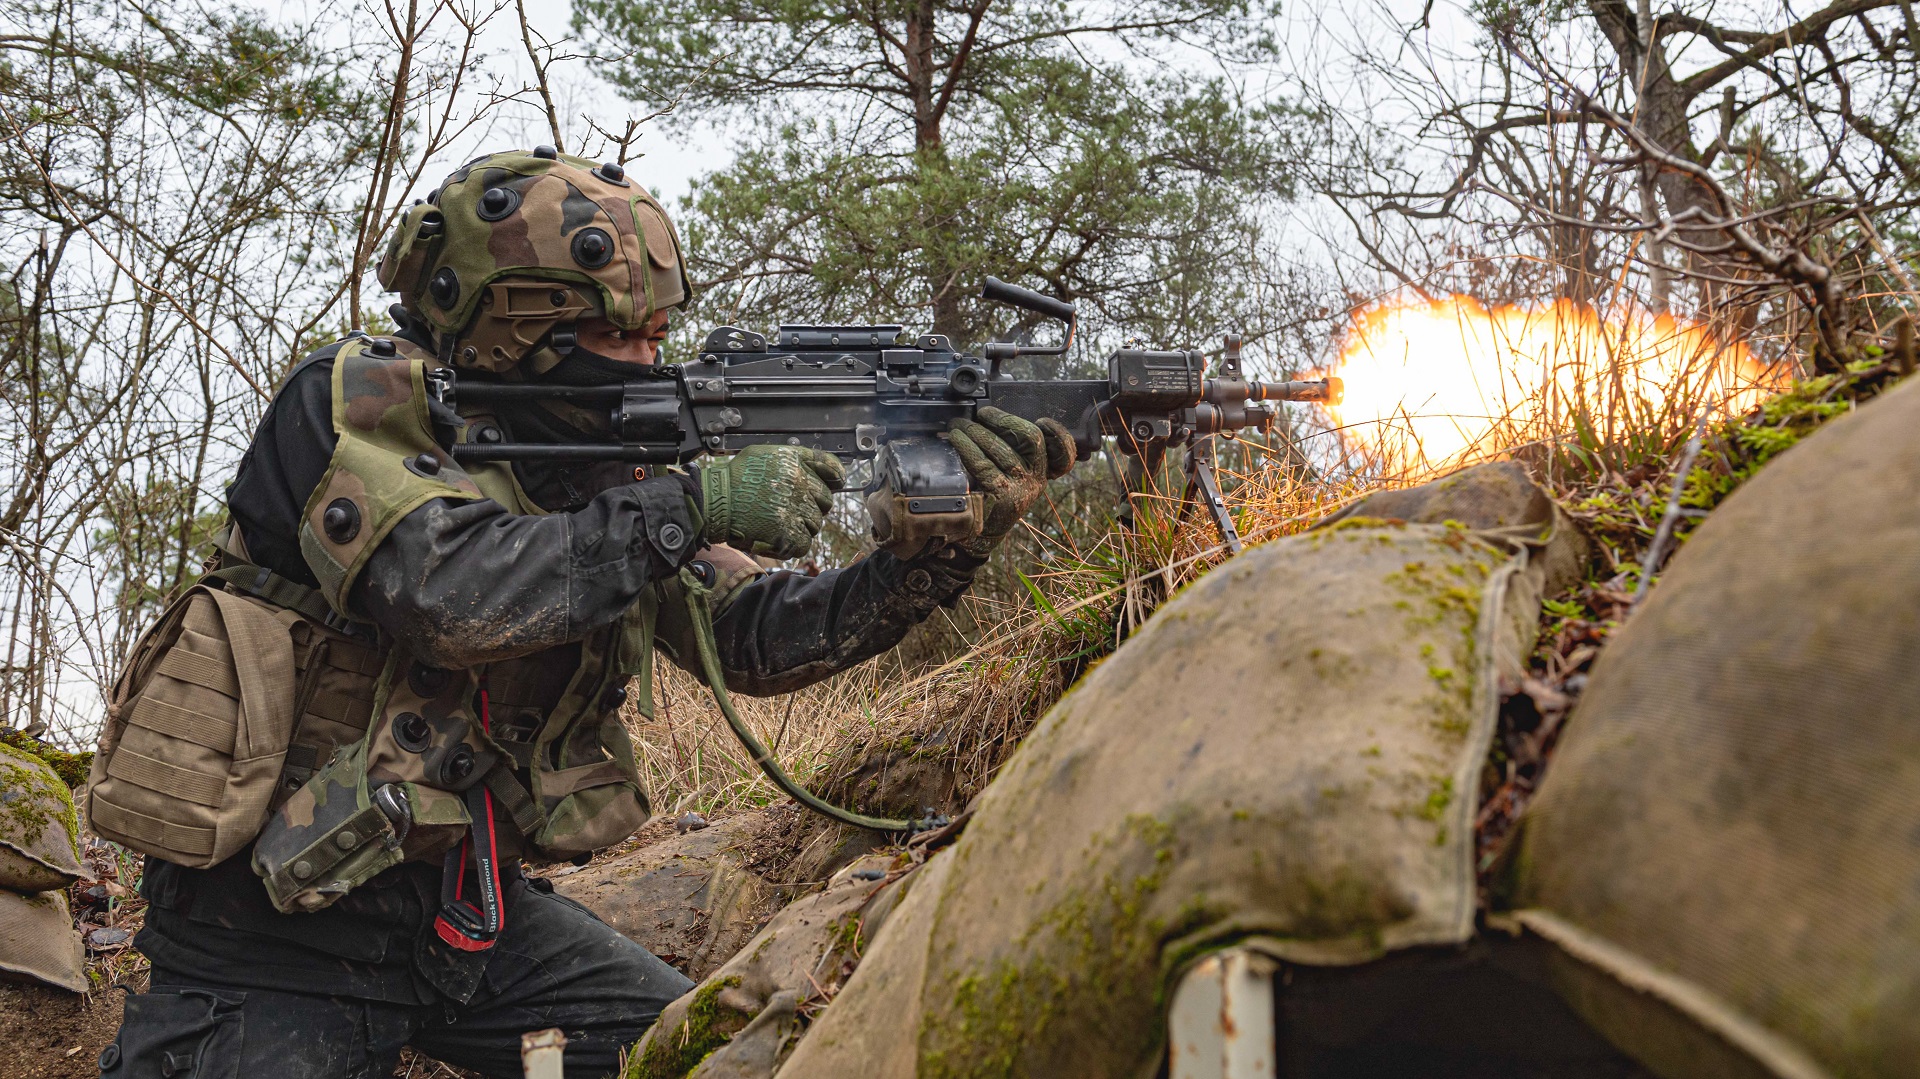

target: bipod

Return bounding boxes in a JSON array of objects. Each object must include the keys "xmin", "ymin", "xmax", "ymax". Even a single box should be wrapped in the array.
[
  {"xmin": 1173, "ymin": 332, "xmax": 1248, "ymax": 555},
  {"xmin": 1177, "ymin": 435, "xmax": 1242, "ymax": 555}
]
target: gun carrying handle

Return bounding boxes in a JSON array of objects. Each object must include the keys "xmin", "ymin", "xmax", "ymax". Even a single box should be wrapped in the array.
[
  {"xmin": 981, "ymin": 277, "xmax": 1077, "ymax": 373},
  {"xmin": 982, "ymin": 276, "xmax": 1076, "ymax": 322}
]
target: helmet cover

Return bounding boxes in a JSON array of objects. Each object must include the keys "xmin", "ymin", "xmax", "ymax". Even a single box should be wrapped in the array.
[{"xmin": 376, "ymin": 147, "xmax": 691, "ymax": 374}]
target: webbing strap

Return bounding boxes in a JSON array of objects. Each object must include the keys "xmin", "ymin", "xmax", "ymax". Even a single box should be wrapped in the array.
[
  {"xmin": 204, "ymin": 525, "xmax": 369, "ymax": 636},
  {"xmin": 105, "ymin": 747, "xmax": 225, "ymax": 808},
  {"xmin": 129, "ymin": 695, "xmax": 237, "ymax": 755},
  {"xmin": 202, "ymin": 564, "xmax": 338, "ymax": 627},
  {"xmin": 90, "ymin": 797, "xmax": 216, "ymax": 857},
  {"xmin": 483, "ymin": 766, "xmax": 542, "ymax": 834},
  {"xmin": 155, "ymin": 649, "xmax": 239, "ymax": 699}
]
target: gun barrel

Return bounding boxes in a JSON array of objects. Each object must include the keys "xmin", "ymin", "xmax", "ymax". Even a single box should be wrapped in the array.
[
  {"xmin": 450, "ymin": 443, "xmax": 679, "ymax": 463},
  {"xmin": 453, "ymin": 383, "xmax": 626, "ymax": 403},
  {"xmin": 1247, "ymin": 378, "xmax": 1343, "ymax": 406}
]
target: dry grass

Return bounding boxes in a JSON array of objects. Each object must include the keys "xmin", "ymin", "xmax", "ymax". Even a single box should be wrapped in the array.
[{"xmin": 619, "ymin": 465, "xmax": 1378, "ymax": 826}]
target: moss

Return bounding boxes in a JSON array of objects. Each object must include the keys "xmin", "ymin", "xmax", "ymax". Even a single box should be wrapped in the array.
[
  {"xmin": 0, "ymin": 742, "xmax": 80, "ymax": 863},
  {"xmin": 1674, "ymin": 366, "xmax": 1903, "ymax": 544},
  {"xmin": 916, "ymin": 813, "xmax": 1193, "ymax": 1079},
  {"xmin": 1380, "ymin": 537, "xmax": 1488, "ymax": 746},
  {"xmin": 0, "ymin": 730, "xmax": 90, "ymax": 788},
  {"xmin": 625, "ymin": 975, "xmax": 750, "ymax": 1079},
  {"xmin": 1417, "ymin": 777, "xmax": 1454, "ymax": 823},
  {"xmin": 830, "ymin": 910, "xmax": 866, "ymax": 959},
  {"xmin": 1326, "ymin": 515, "xmax": 1407, "ymax": 532}
]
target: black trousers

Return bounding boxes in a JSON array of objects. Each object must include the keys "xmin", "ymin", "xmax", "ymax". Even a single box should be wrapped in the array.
[{"xmin": 100, "ymin": 879, "xmax": 694, "ymax": 1079}]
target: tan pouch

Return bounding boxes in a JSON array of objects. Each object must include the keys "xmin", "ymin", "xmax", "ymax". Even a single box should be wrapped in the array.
[{"xmin": 87, "ymin": 584, "xmax": 298, "ymax": 867}]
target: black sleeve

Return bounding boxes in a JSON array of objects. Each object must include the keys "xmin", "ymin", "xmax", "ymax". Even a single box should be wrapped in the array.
[
  {"xmin": 349, "ymin": 473, "xmax": 704, "ymax": 669},
  {"xmin": 227, "ymin": 350, "xmax": 345, "ymax": 588},
  {"xmin": 661, "ymin": 546, "xmax": 983, "ymax": 696}
]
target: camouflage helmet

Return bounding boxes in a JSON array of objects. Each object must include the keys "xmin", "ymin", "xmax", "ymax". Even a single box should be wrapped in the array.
[{"xmin": 376, "ymin": 146, "xmax": 691, "ymax": 374}]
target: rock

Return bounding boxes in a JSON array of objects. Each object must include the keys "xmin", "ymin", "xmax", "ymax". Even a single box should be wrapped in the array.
[{"xmin": 553, "ymin": 813, "xmax": 777, "ymax": 980}]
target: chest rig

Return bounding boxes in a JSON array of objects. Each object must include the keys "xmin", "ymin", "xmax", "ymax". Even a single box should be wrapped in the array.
[{"xmin": 251, "ymin": 336, "xmax": 656, "ymax": 941}]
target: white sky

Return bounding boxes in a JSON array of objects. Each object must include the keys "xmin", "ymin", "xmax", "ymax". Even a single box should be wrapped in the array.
[{"xmin": 266, "ymin": 0, "xmax": 721, "ymax": 206}]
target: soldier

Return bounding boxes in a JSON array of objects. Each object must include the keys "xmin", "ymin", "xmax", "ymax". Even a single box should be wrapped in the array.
[{"xmin": 98, "ymin": 147, "xmax": 1072, "ymax": 1078}]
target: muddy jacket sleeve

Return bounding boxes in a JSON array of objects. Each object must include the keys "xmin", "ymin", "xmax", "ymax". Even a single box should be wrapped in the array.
[
  {"xmin": 349, "ymin": 474, "xmax": 704, "ymax": 669},
  {"xmin": 655, "ymin": 546, "xmax": 983, "ymax": 697}
]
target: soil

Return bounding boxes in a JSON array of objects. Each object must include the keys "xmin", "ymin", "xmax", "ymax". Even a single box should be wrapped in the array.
[{"xmin": 0, "ymin": 982, "xmax": 131, "ymax": 1079}]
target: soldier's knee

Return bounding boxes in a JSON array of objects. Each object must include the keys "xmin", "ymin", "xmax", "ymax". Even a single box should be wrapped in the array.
[{"xmin": 100, "ymin": 985, "xmax": 246, "ymax": 1079}]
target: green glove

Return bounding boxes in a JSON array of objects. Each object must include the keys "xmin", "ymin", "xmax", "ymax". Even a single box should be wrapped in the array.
[
  {"xmin": 700, "ymin": 444, "xmax": 846, "ymax": 559},
  {"xmin": 947, "ymin": 406, "xmax": 1077, "ymax": 557}
]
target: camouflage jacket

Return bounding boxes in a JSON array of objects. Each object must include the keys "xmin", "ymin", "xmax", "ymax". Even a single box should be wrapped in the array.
[{"xmin": 136, "ymin": 330, "xmax": 978, "ymax": 1003}]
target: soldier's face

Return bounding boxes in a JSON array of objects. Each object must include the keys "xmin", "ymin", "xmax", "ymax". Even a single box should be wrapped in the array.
[{"xmin": 578, "ymin": 309, "xmax": 672, "ymax": 367}]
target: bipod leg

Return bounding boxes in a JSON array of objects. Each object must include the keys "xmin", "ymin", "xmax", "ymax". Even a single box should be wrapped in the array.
[{"xmin": 1182, "ymin": 437, "xmax": 1243, "ymax": 555}]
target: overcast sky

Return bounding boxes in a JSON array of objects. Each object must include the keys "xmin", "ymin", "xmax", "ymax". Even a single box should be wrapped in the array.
[{"xmin": 267, "ymin": 0, "xmax": 721, "ymax": 205}]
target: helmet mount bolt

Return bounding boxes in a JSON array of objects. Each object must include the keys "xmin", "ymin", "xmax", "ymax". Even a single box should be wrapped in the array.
[
  {"xmin": 428, "ymin": 268, "xmax": 459, "ymax": 308},
  {"xmin": 477, "ymin": 186, "xmax": 520, "ymax": 221},
  {"xmin": 321, "ymin": 499, "xmax": 361, "ymax": 543},
  {"xmin": 532, "ymin": 145, "xmax": 558, "ymax": 160},
  {"xmin": 368, "ymin": 338, "xmax": 397, "ymax": 357},
  {"xmin": 550, "ymin": 290, "xmax": 568, "ymax": 307},
  {"xmin": 571, "ymin": 228, "xmax": 613, "ymax": 269}
]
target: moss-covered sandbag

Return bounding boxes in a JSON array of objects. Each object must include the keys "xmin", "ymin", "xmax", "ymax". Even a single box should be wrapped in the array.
[
  {"xmin": 1512, "ymin": 377, "xmax": 1920, "ymax": 1079},
  {"xmin": 775, "ymin": 462, "xmax": 1583, "ymax": 1078},
  {"xmin": 0, "ymin": 742, "xmax": 84, "ymax": 894},
  {"xmin": 627, "ymin": 849, "xmax": 935, "ymax": 1079}
]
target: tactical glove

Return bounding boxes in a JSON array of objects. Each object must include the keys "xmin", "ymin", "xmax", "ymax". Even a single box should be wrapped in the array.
[
  {"xmin": 947, "ymin": 406, "xmax": 1077, "ymax": 557},
  {"xmin": 701, "ymin": 444, "xmax": 846, "ymax": 560}
]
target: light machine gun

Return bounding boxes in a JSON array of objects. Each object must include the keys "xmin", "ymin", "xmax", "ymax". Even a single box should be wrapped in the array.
[
  {"xmin": 439, "ymin": 277, "xmax": 1342, "ymax": 555},
  {"xmin": 432, "ymin": 279, "xmax": 1342, "ymax": 834}
]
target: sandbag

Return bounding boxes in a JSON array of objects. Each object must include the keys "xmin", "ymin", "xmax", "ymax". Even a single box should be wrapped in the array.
[
  {"xmin": 0, "ymin": 742, "xmax": 84, "ymax": 893},
  {"xmin": 1512, "ymin": 377, "xmax": 1920, "ymax": 1078},
  {"xmin": 775, "ymin": 462, "xmax": 1584, "ymax": 1078},
  {"xmin": 0, "ymin": 888, "xmax": 86, "ymax": 993},
  {"xmin": 629, "ymin": 849, "xmax": 931, "ymax": 1079}
]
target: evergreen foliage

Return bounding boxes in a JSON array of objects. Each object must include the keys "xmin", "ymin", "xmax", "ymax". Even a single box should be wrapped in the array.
[{"xmin": 575, "ymin": 0, "xmax": 1304, "ymax": 356}]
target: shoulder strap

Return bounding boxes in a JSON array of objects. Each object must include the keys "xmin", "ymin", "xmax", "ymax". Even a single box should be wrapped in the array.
[{"xmin": 205, "ymin": 523, "xmax": 369, "ymax": 636}]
